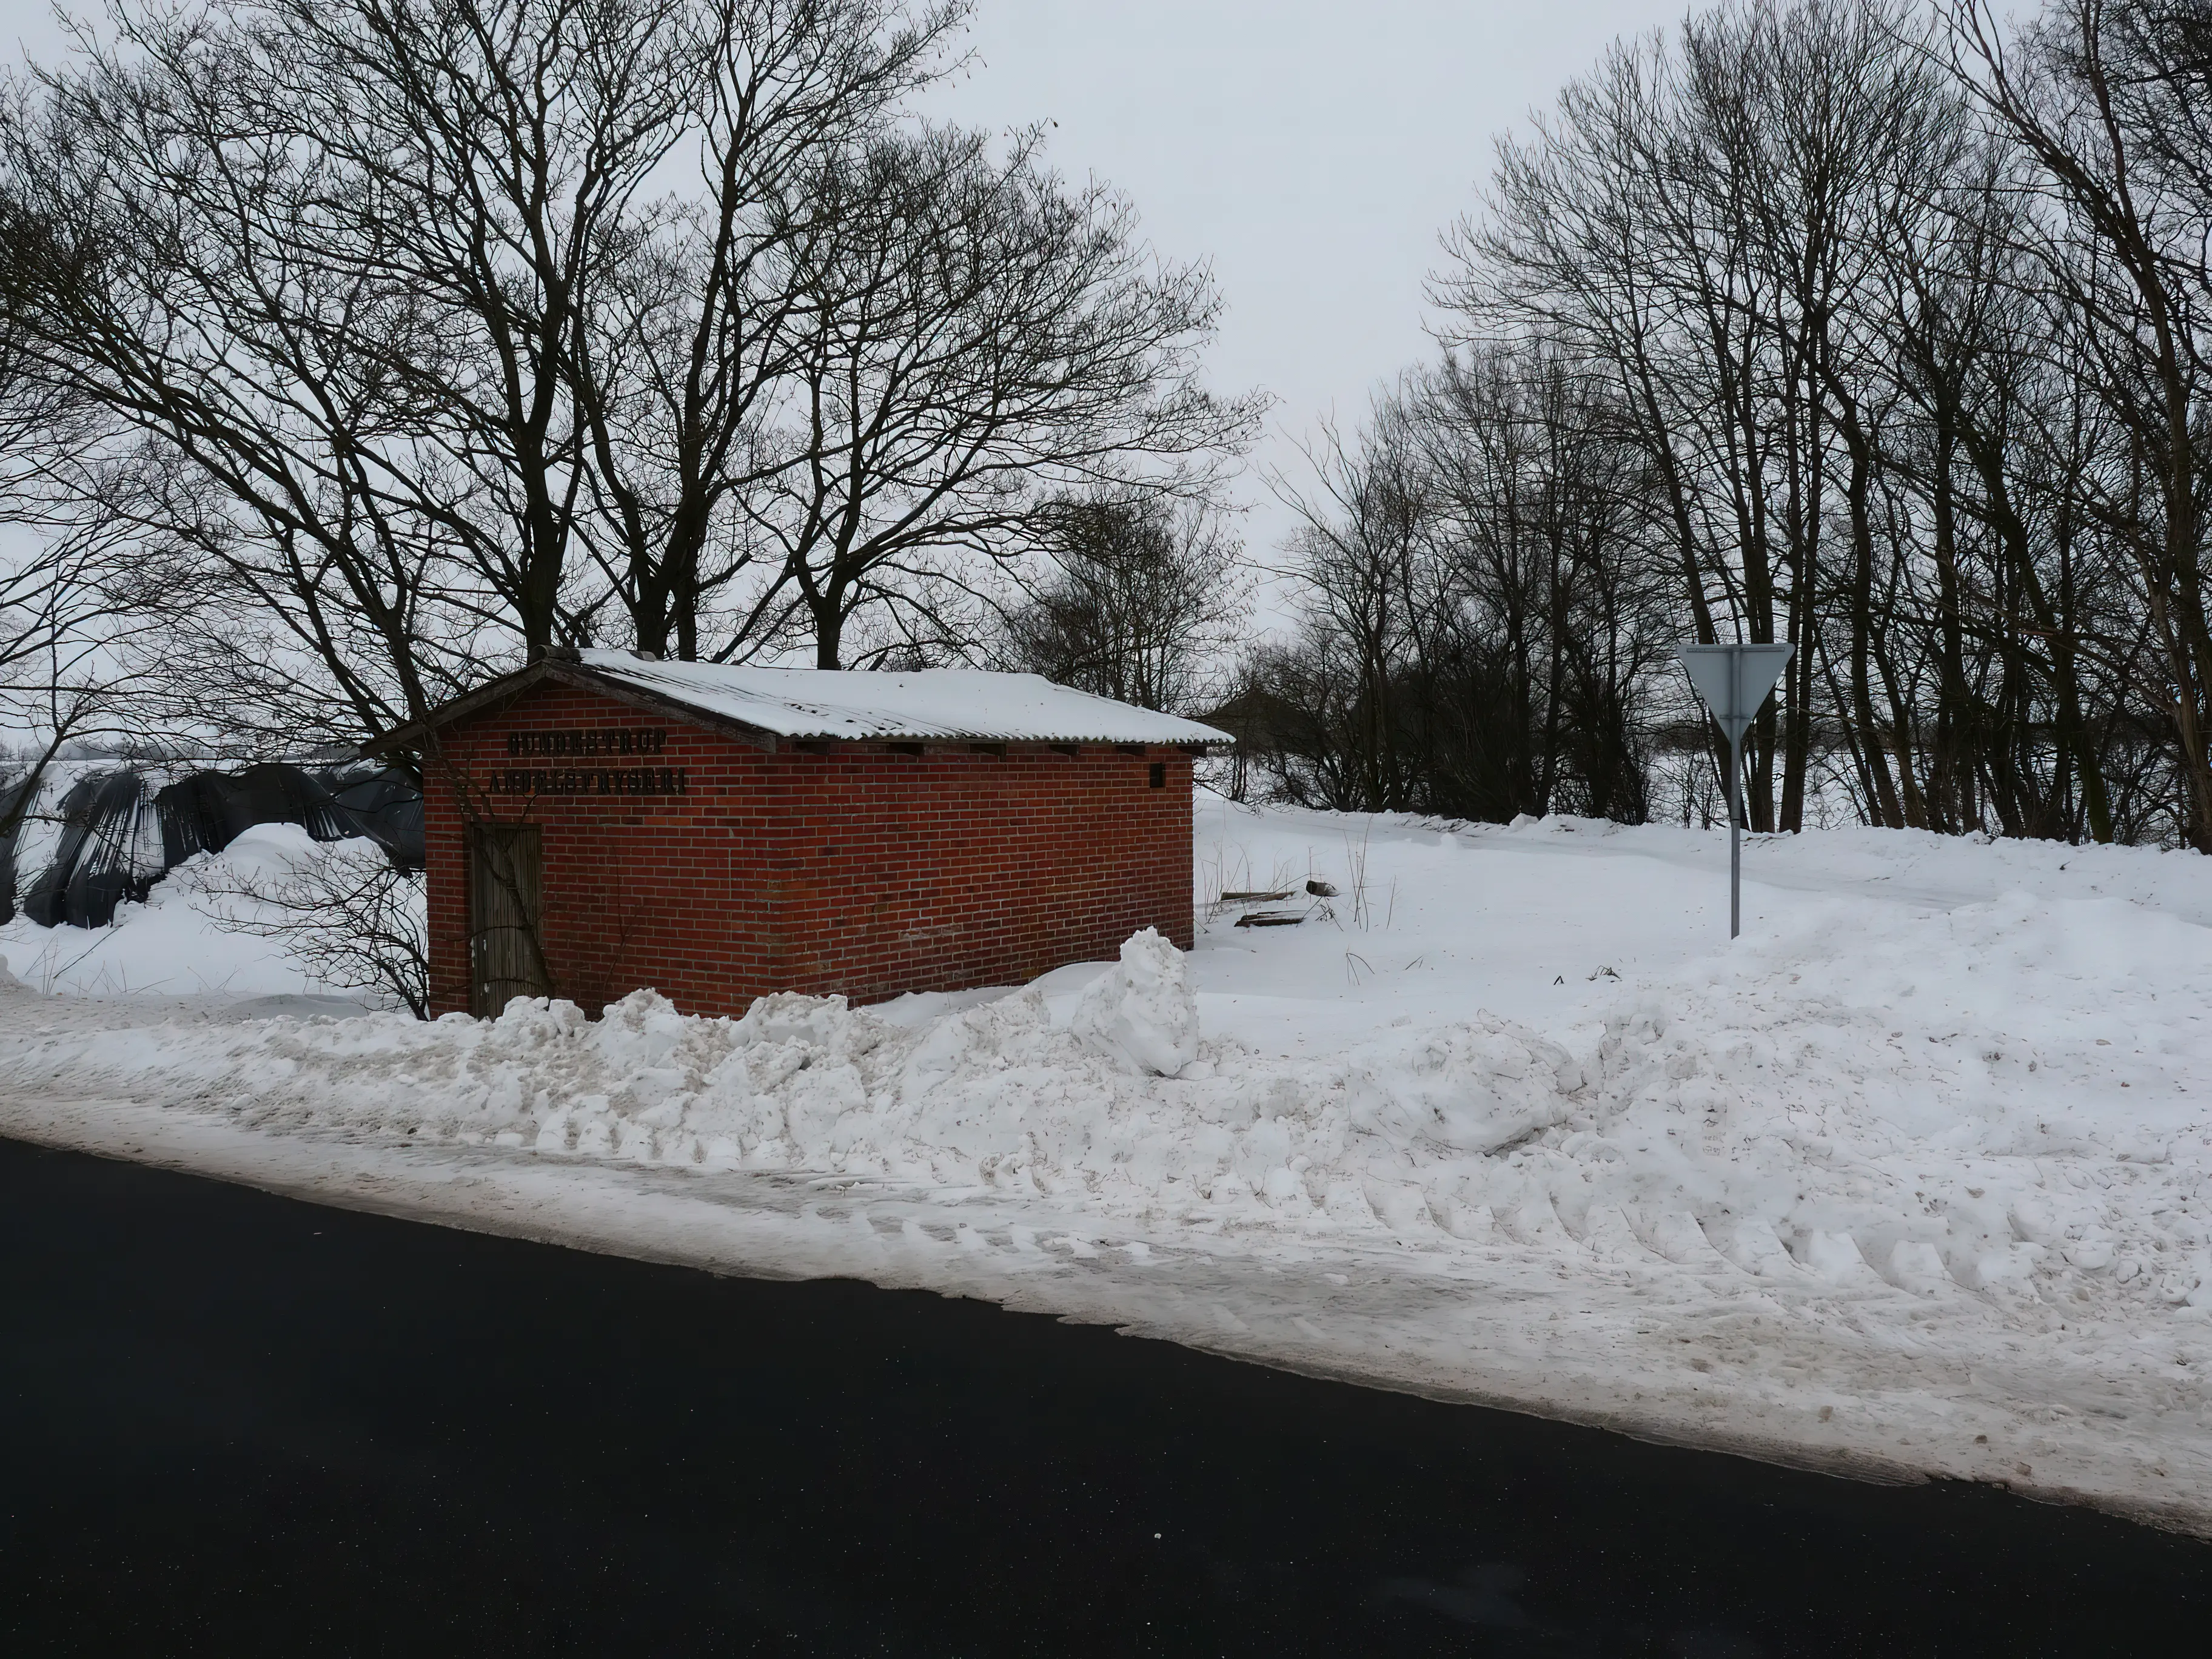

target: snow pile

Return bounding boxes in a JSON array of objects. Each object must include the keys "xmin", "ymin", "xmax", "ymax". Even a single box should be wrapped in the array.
[
  {"xmin": 1069, "ymin": 927, "xmax": 1200, "ymax": 1076},
  {"xmin": 1, "ymin": 808, "xmax": 2204, "ymax": 1331},
  {"xmin": 0, "ymin": 824, "xmax": 399, "ymax": 999},
  {"xmin": 5, "ymin": 865, "xmax": 2205, "ymax": 1335},
  {"xmin": 0, "ymin": 942, "xmax": 1588, "ymax": 1226},
  {"xmin": 1576, "ymin": 885, "xmax": 2212, "ymax": 1316}
]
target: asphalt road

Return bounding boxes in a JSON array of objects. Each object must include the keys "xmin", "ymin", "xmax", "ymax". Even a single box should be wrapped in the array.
[{"xmin": 2, "ymin": 1136, "xmax": 2207, "ymax": 1655}]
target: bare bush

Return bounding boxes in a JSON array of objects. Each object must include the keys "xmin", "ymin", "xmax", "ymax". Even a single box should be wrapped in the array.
[{"xmin": 190, "ymin": 839, "xmax": 429, "ymax": 1016}]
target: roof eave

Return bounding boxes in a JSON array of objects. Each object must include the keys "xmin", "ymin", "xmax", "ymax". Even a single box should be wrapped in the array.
[
  {"xmin": 773, "ymin": 732, "xmax": 1225, "ymax": 752},
  {"xmin": 361, "ymin": 659, "xmax": 1230, "ymax": 759},
  {"xmin": 360, "ymin": 661, "xmax": 782, "ymax": 759}
]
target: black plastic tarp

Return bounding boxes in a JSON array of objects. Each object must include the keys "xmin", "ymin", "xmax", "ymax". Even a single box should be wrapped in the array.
[
  {"xmin": 21, "ymin": 771, "xmax": 164, "ymax": 930},
  {"xmin": 1, "ymin": 762, "xmax": 424, "ymax": 930},
  {"xmin": 323, "ymin": 769, "xmax": 426, "ymax": 868}
]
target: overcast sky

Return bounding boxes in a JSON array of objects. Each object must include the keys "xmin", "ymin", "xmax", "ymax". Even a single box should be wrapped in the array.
[
  {"xmin": 7, "ymin": 0, "xmax": 1692, "ymax": 559},
  {"xmin": 925, "ymin": 1, "xmax": 1692, "ymax": 549}
]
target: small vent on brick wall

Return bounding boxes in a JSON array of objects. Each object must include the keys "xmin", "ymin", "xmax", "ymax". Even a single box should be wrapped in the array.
[
  {"xmin": 791, "ymin": 739, "xmax": 833, "ymax": 754},
  {"xmin": 1050, "ymin": 743, "xmax": 1080, "ymax": 757},
  {"xmin": 969, "ymin": 742, "xmax": 1006, "ymax": 757},
  {"xmin": 1148, "ymin": 762, "xmax": 1165, "ymax": 788},
  {"xmin": 1116, "ymin": 743, "xmax": 1145, "ymax": 756},
  {"xmin": 887, "ymin": 742, "xmax": 925, "ymax": 756}
]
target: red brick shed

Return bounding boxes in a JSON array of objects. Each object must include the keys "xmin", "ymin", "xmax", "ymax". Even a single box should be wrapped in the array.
[{"xmin": 377, "ymin": 649, "xmax": 1227, "ymax": 1020}]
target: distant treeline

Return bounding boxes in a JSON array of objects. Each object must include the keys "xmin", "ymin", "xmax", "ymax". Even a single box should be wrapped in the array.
[{"xmin": 1227, "ymin": 0, "xmax": 2212, "ymax": 849}]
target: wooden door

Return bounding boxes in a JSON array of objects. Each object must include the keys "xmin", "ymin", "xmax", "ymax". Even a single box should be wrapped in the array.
[{"xmin": 469, "ymin": 823, "xmax": 549, "ymax": 1017}]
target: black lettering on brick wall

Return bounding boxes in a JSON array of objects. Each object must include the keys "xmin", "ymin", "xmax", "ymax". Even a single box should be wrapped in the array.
[
  {"xmin": 486, "ymin": 765, "xmax": 689, "ymax": 797},
  {"xmin": 504, "ymin": 728, "xmax": 669, "ymax": 759}
]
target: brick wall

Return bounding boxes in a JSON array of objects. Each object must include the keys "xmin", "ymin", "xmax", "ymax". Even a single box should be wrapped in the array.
[{"xmin": 423, "ymin": 680, "xmax": 1195, "ymax": 1019}]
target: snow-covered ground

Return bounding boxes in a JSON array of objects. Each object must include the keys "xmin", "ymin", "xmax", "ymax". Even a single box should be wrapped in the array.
[
  {"xmin": 2, "ymin": 796, "xmax": 2209, "ymax": 1534},
  {"xmin": 0, "ymin": 823, "xmax": 339, "ymax": 998}
]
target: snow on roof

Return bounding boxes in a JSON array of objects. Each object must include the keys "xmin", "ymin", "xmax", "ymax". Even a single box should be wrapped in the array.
[{"xmin": 575, "ymin": 651, "xmax": 1232, "ymax": 747}]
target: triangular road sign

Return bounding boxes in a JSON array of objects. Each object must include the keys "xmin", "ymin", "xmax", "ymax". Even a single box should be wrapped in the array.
[{"xmin": 1677, "ymin": 644, "xmax": 1794, "ymax": 743}]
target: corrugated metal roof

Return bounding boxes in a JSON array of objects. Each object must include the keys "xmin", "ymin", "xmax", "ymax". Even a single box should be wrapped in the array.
[{"xmin": 575, "ymin": 651, "xmax": 1232, "ymax": 746}]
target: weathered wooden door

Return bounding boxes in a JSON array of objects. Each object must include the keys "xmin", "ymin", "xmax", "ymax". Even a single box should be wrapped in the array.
[{"xmin": 469, "ymin": 823, "xmax": 549, "ymax": 1017}]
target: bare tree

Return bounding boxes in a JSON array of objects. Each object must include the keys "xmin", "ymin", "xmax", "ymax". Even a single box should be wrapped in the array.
[
  {"xmin": 3, "ymin": 7, "xmax": 512, "ymax": 749},
  {"xmin": 1234, "ymin": 0, "xmax": 2212, "ymax": 851},
  {"xmin": 997, "ymin": 489, "xmax": 1245, "ymax": 714},
  {"xmin": 1444, "ymin": 0, "xmax": 1950, "ymax": 833},
  {"xmin": 568, "ymin": 0, "xmax": 967, "ymax": 662},
  {"xmin": 1260, "ymin": 397, "xmax": 1430, "ymax": 811},
  {"xmin": 1412, "ymin": 344, "xmax": 1672, "ymax": 822},
  {"xmin": 747, "ymin": 124, "xmax": 1262, "ymax": 668},
  {"xmin": 0, "ymin": 185, "xmax": 150, "ymax": 773},
  {"xmin": 5, "ymin": 0, "xmax": 1253, "ymax": 759},
  {"xmin": 1244, "ymin": 347, "xmax": 1669, "ymax": 822},
  {"xmin": 1946, "ymin": 0, "xmax": 2212, "ymax": 850}
]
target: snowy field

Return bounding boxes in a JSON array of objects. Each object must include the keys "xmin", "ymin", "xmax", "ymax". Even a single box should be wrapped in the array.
[{"xmin": 1, "ymin": 797, "xmax": 2210, "ymax": 1533}]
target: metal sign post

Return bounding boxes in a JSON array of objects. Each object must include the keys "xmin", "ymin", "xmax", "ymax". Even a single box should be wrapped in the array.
[{"xmin": 1675, "ymin": 643, "xmax": 1794, "ymax": 939}]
